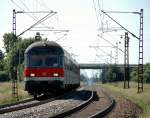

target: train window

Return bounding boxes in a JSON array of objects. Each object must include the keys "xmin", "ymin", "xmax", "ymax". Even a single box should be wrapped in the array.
[
  {"xmin": 29, "ymin": 55, "xmax": 43, "ymax": 67},
  {"xmin": 59, "ymin": 55, "xmax": 63, "ymax": 67},
  {"xmin": 29, "ymin": 47, "xmax": 63, "ymax": 55},
  {"xmin": 64, "ymin": 57, "xmax": 67, "ymax": 69},
  {"xmin": 45, "ymin": 56, "xmax": 58, "ymax": 67}
]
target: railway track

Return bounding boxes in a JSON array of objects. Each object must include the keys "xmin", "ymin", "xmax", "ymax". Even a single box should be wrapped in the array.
[
  {"xmin": 50, "ymin": 86, "xmax": 115, "ymax": 118},
  {"xmin": 89, "ymin": 88, "xmax": 115, "ymax": 118},
  {"xmin": 0, "ymin": 94, "xmax": 61, "ymax": 114},
  {"xmin": 0, "ymin": 86, "xmax": 115, "ymax": 118},
  {"xmin": 0, "ymin": 86, "xmax": 83, "ymax": 115},
  {"xmin": 0, "ymin": 86, "xmax": 89, "ymax": 117},
  {"xmin": 50, "ymin": 89, "xmax": 94, "ymax": 118}
]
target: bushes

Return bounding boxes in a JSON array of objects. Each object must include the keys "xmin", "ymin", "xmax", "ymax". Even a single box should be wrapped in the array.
[{"xmin": 0, "ymin": 71, "xmax": 10, "ymax": 82}]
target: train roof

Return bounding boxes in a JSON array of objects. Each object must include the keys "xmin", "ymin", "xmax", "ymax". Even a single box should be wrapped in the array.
[
  {"xmin": 25, "ymin": 41, "xmax": 63, "ymax": 54},
  {"xmin": 25, "ymin": 41, "xmax": 78, "ymax": 65}
]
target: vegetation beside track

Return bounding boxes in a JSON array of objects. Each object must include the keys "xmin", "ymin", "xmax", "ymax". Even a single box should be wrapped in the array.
[
  {"xmin": 98, "ymin": 82, "xmax": 150, "ymax": 118},
  {"xmin": 0, "ymin": 82, "xmax": 31, "ymax": 105}
]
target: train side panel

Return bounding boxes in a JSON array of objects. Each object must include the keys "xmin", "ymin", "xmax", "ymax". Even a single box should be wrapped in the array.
[{"xmin": 63, "ymin": 54, "xmax": 80, "ymax": 88}]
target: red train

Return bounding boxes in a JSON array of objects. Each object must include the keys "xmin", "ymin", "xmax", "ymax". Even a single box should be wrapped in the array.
[{"xmin": 24, "ymin": 41, "xmax": 80, "ymax": 97}]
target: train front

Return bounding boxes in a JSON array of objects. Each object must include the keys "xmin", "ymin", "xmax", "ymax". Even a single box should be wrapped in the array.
[{"xmin": 24, "ymin": 41, "xmax": 64, "ymax": 96}]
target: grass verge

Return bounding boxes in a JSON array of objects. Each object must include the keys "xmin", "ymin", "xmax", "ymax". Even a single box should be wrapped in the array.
[
  {"xmin": 98, "ymin": 82, "xmax": 150, "ymax": 118},
  {"xmin": 0, "ymin": 82, "xmax": 31, "ymax": 105}
]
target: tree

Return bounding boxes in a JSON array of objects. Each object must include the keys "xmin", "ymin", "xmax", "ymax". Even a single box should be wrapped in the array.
[
  {"xmin": 2, "ymin": 32, "xmax": 43, "ymax": 81},
  {"xmin": 3, "ymin": 33, "xmax": 19, "ymax": 53},
  {"xmin": 101, "ymin": 65, "xmax": 124, "ymax": 83},
  {"xmin": 130, "ymin": 63, "xmax": 150, "ymax": 83},
  {"xmin": 130, "ymin": 68, "xmax": 138, "ymax": 82},
  {"xmin": 143, "ymin": 63, "xmax": 150, "ymax": 83},
  {"xmin": 0, "ymin": 60, "xmax": 5, "ymax": 71},
  {"xmin": 100, "ymin": 68, "xmax": 107, "ymax": 83}
]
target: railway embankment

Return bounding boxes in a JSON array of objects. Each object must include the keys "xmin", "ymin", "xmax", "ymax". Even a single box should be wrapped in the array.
[{"xmin": 99, "ymin": 82, "xmax": 149, "ymax": 118}]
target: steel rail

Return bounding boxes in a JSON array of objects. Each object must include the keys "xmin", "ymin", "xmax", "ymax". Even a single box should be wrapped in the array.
[
  {"xmin": 0, "ymin": 98, "xmax": 34, "ymax": 109},
  {"xmin": 0, "ymin": 96, "xmax": 57, "ymax": 114},
  {"xmin": 50, "ymin": 90, "xmax": 94, "ymax": 118},
  {"xmin": 89, "ymin": 89, "xmax": 115, "ymax": 118},
  {"xmin": 0, "ymin": 86, "xmax": 83, "ymax": 114}
]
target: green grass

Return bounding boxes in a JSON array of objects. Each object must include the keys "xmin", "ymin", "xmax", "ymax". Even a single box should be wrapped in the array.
[
  {"xmin": 0, "ymin": 82, "xmax": 31, "ymax": 105},
  {"xmin": 98, "ymin": 82, "xmax": 150, "ymax": 118}
]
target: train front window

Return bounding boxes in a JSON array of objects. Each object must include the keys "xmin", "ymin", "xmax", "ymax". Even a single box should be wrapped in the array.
[
  {"xmin": 28, "ymin": 55, "xmax": 63, "ymax": 68},
  {"xmin": 29, "ymin": 55, "xmax": 43, "ymax": 67},
  {"xmin": 45, "ymin": 56, "xmax": 58, "ymax": 67}
]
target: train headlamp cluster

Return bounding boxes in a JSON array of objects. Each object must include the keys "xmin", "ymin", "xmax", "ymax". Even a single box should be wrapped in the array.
[
  {"xmin": 53, "ymin": 73, "xmax": 59, "ymax": 77},
  {"xmin": 30, "ymin": 73, "xmax": 35, "ymax": 77},
  {"xmin": 29, "ymin": 73, "xmax": 59, "ymax": 77}
]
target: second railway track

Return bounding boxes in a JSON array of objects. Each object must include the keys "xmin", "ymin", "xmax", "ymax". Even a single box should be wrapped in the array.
[{"xmin": 51, "ymin": 85, "xmax": 115, "ymax": 118}]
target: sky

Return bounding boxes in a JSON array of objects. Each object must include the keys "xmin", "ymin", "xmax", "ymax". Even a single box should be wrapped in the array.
[{"xmin": 0, "ymin": 0, "xmax": 150, "ymax": 70}]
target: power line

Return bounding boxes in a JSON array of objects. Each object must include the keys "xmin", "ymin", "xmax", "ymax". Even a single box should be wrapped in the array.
[
  {"xmin": 19, "ymin": 0, "xmax": 31, "ymax": 11},
  {"xmin": 97, "ymin": 34, "xmax": 124, "ymax": 53},
  {"xmin": 11, "ymin": 0, "xmax": 25, "ymax": 11},
  {"xmin": 93, "ymin": 0, "xmax": 101, "ymax": 29},
  {"xmin": 12, "ymin": 0, "xmax": 57, "ymax": 32},
  {"xmin": 17, "ymin": 11, "xmax": 57, "ymax": 37},
  {"xmin": 101, "ymin": 10, "xmax": 140, "ymax": 40},
  {"xmin": 19, "ymin": 0, "xmax": 56, "ymax": 30},
  {"xmin": 37, "ymin": 0, "xmax": 53, "ymax": 12},
  {"xmin": 98, "ymin": 0, "xmax": 104, "ymax": 32}
]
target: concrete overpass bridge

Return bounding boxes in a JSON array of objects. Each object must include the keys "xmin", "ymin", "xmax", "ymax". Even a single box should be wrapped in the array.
[{"xmin": 79, "ymin": 63, "xmax": 138, "ymax": 69}]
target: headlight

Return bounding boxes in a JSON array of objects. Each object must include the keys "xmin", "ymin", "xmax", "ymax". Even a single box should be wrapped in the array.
[
  {"xmin": 53, "ymin": 73, "xmax": 59, "ymax": 77},
  {"xmin": 30, "ymin": 73, "xmax": 35, "ymax": 77}
]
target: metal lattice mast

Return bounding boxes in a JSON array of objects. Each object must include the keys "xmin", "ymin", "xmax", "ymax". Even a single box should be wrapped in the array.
[
  {"xmin": 115, "ymin": 42, "xmax": 118, "ymax": 64},
  {"xmin": 101, "ymin": 9, "xmax": 144, "ymax": 92},
  {"xmin": 138, "ymin": 9, "xmax": 144, "ymax": 93},
  {"xmin": 124, "ymin": 32, "xmax": 130, "ymax": 88},
  {"xmin": 12, "ymin": 9, "xmax": 19, "ymax": 99},
  {"xmin": 11, "ymin": 9, "xmax": 58, "ymax": 99}
]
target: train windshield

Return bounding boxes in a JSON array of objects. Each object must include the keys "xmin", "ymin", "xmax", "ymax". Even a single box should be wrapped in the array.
[
  {"xmin": 28, "ymin": 55, "xmax": 63, "ymax": 68},
  {"xmin": 45, "ymin": 56, "xmax": 58, "ymax": 67}
]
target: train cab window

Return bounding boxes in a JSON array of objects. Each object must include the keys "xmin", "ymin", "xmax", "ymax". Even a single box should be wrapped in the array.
[
  {"xmin": 45, "ymin": 56, "xmax": 58, "ymax": 67},
  {"xmin": 29, "ymin": 55, "xmax": 42, "ymax": 67}
]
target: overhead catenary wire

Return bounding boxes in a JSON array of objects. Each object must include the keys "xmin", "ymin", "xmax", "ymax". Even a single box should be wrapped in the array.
[
  {"xmin": 36, "ymin": 0, "xmax": 64, "ymax": 36},
  {"xmin": 98, "ymin": 0, "xmax": 104, "ymax": 32},
  {"xmin": 17, "ymin": 11, "xmax": 57, "ymax": 37},
  {"xmin": 97, "ymin": 34, "xmax": 124, "ymax": 53},
  {"xmin": 11, "ymin": 0, "xmax": 25, "ymax": 11},
  {"xmin": 89, "ymin": 45, "xmax": 115, "ymax": 59},
  {"xmin": 93, "ymin": 0, "xmax": 101, "ymax": 29},
  {"xmin": 36, "ymin": 0, "xmax": 54, "ymax": 12},
  {"xmin": 101, "ymin": 10, "xmax": 140, "ymax": 40},
  {"xmin": 11, "ymin": 0, "xmax": 57, "ymax": 32},
  {"xmin": 18, "ymin": 0, "xmax": 56, "ymax": 30}
]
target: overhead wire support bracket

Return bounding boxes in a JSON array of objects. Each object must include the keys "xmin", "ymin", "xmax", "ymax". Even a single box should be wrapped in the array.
[
  {"xmin": 101, "ymin": 10, "xmax": 140, "ymax": 40},
  {"xmin": 17, "ymin": 11, "xmax": 57, "ymax": 37},
  {"xmin": 16, "ymin": 11, "xmax": 54, "ymax": 14},
  {"xmin": 97, "ymin": 35, "xmax": 124, "ymax": 53},
  {"xmin": 30, "ymin": 29, "xmax": 69, "ymax": 32},
  {"xmin": 101, "ymin": 10, "xmax": 140, "ymax": 15}
]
